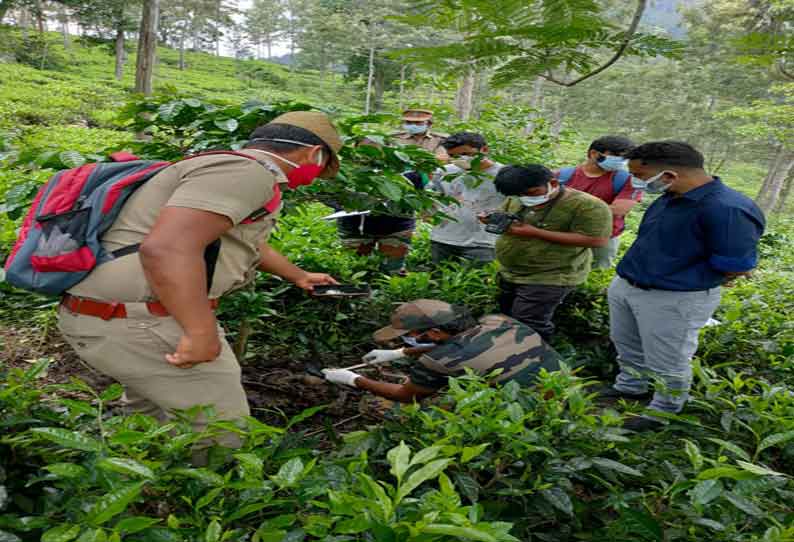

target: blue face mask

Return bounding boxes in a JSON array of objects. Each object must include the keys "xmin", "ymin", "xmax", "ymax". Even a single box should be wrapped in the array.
[
  {"xmin": 598, "ymin": 155, "xmax": 628, "ymax": 172},
  {"xmin": 403, "ymin": 123, "xmax": 428, "ymax": 135},
  {"xmin": 631, "ymin": 171, "xmax": 672, "ymax": 193}
]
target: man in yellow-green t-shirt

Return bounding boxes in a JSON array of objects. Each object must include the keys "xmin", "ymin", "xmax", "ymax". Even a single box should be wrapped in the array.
[{"xmin": 482, "ymin": 164, "xmax": 612, "ymax": 341}]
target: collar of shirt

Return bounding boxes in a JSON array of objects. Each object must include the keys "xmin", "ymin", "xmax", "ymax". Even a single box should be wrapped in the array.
[
  {"xmin": 238, "ymin": 148, "xmax": 290, "ymax": 184},
  {"xmin": 667, "ymin": 176, "xmax": 723, "ymax": 202}
]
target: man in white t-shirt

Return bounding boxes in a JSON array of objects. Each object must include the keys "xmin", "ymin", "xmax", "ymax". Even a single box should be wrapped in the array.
[{"xmin": 429, "ymin": 132, "xmax": 504, "ymax": 265}]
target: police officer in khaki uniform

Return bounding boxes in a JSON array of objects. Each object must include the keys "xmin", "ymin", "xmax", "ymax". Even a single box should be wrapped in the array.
[
  {"xmin": 392, "ymin": 109, "xmax": 448, "ymax": 159},
  {"xmin": 58, "ymin": 112, "xmax": 343, "ymax": 447},
  {"xmin": 321, "ymin": 299, "xmax": 560, "ymax": 402}
]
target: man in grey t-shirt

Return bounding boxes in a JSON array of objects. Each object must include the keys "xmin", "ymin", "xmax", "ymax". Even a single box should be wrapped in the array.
[{"xmin": 430, "ymin": 132, "xmax": 504, "ymax": 265}]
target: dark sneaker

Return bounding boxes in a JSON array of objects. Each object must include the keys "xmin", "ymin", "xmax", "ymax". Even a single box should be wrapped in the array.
[
  {"xmin": 622, "ymin": 416, "xmax": 666, "ymax": 432},
  {"xmin": 594, "ymin": 385, "xmax": 652, "ymax": 402}
]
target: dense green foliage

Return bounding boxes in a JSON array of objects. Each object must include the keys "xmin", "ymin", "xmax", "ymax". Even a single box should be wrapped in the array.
[{"xmin": 1, "ymin": 10, "xmax": 794, "ymax": 542}]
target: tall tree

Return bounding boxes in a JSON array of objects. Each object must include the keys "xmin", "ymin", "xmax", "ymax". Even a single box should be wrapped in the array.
[
  {"xmin": 394, "ymin": 0, "xmax": 678, "ymax": 91},
  {"xmin": 244, "ymin": 0, "xmax": 284, "ymax": 59},
  {"xmin": 135, "ymin": 0, "xmax": 160, "ymax": 95},
  {"xmin": 722, "ymin": 84, "xmax": 794, "ymax": 213},
  {"xmin": 71, "ymin": 0, "xmax": 140, "ymax": 80}
]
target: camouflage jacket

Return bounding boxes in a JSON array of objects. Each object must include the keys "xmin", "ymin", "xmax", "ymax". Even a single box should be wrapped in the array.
[{"xmin": 409, "ymin": 314, "xmax": 560, "ymax": 390}]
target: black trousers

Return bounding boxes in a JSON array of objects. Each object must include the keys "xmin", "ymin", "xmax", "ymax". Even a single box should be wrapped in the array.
[{"xmin": 497, "ymin": 278, "xmax": 574, "ymax": 342}]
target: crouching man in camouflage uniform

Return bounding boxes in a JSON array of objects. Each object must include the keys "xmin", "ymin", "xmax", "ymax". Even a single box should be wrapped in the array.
[{"xmin": 322, "ymin": 299, "xmax": 560, "ymax": 402}]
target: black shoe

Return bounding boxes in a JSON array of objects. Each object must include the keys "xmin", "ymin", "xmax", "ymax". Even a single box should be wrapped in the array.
[
  {"xmin": 622, "ymin": 416, "xmax": 665, "ymax": 432},
  {"xmin": 595, "ymin": 385, "xmax": 652, "ymax": 402}
]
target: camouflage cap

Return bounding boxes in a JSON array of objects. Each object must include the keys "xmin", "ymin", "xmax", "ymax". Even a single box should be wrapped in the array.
[
  {"xmin": 267, "ymin": 111, "xmax": 343, "ymax": 178},
  {"xmin": 373, "ymin": 299, "xmax": 466, "ymax": 343},
  {"xmin": 402, "ymin": 108, "xmax": 433, "ymax": 122}
]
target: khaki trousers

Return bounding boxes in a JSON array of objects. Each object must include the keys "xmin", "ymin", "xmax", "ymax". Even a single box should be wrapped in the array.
[{"xmin": 57, "ymin": 304, "xmax": 250, "ymax": 448}]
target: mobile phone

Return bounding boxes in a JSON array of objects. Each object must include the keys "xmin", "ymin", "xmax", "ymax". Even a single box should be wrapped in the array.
[{"xmin": 312, "ymin": 284, "xmax": 372, "ymax": 298}]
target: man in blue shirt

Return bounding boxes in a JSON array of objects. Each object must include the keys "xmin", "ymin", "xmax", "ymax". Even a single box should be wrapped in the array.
[{"xmin": 603, "ymin": 141, "xmax": 765, "ymax": 431}]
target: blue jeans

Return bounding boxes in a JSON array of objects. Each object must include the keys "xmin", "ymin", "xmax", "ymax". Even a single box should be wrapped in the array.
[{"xmin": 608, "ymin": 277, "xmax": 721, "ymax": 413}]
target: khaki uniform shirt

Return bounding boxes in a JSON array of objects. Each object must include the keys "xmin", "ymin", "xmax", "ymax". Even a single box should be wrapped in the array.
[
  {"xmin": 69, "ymin": 150, "xmax": 285, "ymax": 302},
  {"xmin": 495, "ymin": 188, "xmax": 612, "ymax": 286},
  {"xmin": 392, "ymin": 132, "xmax": 447, "ymax": 157},
  {"xmin": 409, "ymin": 314, "xmax": 560, "ymax": 390}
]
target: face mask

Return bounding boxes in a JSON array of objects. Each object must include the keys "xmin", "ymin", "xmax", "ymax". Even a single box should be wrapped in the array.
[
  {"xmin": 597, "ymin": 155, "xmax": 628, "ymax": 172},
  {"xmin": 250, "ymin": 138, "xmax": 327, "ymax": 189},
  {"xmin": 632, "ymin": 171, "xmax": 672, "ymax": 194},
  {"xmin": 451, "ymin": 155, "xmax": 474, "ymax": 170},
  {"xmin": 403, "ymin": 123, "xmax": 428, "ymax": 135},
  {"xmin": 401, "ymin": 335, "xmax": 437, "ymax": 348},
  {"xmin": 519, "ymin": 183, "xmax": 556, "ymax": 207}
]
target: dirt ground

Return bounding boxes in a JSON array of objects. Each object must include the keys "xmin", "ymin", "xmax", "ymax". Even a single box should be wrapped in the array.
[{"xmin": 1, "ymin": 324, "xmax": 387, "ymax": 436}]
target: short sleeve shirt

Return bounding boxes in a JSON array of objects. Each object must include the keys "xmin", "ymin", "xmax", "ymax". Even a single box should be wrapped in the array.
[
  {"xmin": 68, "ymin": 150, "xmax": 283, "ymax": 302},
  {"xmin": 495, "ymin": 188, "xmax": 612, "ymax": 286},
  {"xmin": 429, "ymin": 162, "xmax": 505, "ymax": 248},
  {"xmin": 408, "ymin": 314, "xmax": 560, "ymax": 390},
  {"xmin": 562, "ymin": 166, "xmax": 642, "ymax": 237}
]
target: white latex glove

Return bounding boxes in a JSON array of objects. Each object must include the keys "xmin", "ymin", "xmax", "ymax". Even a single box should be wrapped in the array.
[
  {"xmin": 362, "ymin": 348, "xmax": 406, "ymax": 364},
  {"xmin": 322, "ymin": 368, "xmax": 361, "ymax": 388}
]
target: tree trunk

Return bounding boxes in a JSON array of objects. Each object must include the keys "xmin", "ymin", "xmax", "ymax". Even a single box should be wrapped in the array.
[
  {"xmin": 756, "ymin": 146, "xmax": 794, "ymax": 213},
  {"xmin": 398, "ymin": 64, "xmax": 406, "ymax": 111},
  {"xmin": 373, "ymin": 65, "xmax": 385, "ymax": 112},
  {"xmin": 135, "ymin": 0, "xmax": 160, "ymax": 96},
  {"xmin": 35, "ymin": 0, "xmax": 44, "ymax": 33},
  {"xmin": 774, "ymin": 172, "xmax": 793, "ymax": 213},
  {"xmin": 178, "ymin": 32, "xmax": 186, "ymax": 70},
  {"xmin": 454, "ymin": 67, "xmax": 475, "ymax": 120},
  {"xmin": 114, "ymin": 27, "xmax": 125, "ymax": 80},
  {"xmin": 58, "ymin": 5, "xmax": 70, "ymax": 50},
  {"xmin": 551, "ymin": 99, "xmax": 564, "ymax": 137},
  {"xmin": 215, "ymin": 0, "xmax": 222, "ymax": 56},
  {"xmin": 364, "ymin": 43, "xmax": 375, "ymax": 114},
  {"xmin": 266, "ymin": 38, "xmax": 272, "ymax": 59},
  {"xmin": 523, "ymin": 77, "xmax": 545, "ymax": 134}
]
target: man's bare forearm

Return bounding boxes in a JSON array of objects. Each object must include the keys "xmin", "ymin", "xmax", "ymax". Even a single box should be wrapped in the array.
[
  {"xmin": 258, "ymin": 242, "xmax": 306, "ymax": 282},
  {"xmin": 354, "ymin": 376, "xmax": 436, "ymax": 403},
  {"xmin": 507, "ymin": 224, "xmax": 608, "ymax": 248},
  {"xmin": 140, "ymin": 244, "xmax": 217, "ymax": 336}
]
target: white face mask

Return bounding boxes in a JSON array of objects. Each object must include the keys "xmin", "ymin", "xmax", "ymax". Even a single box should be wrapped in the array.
[
  {"xmin": 451, "ymin": 155, "xmax": 474, "ymax": 170},
  {"xmin": 519, "ymin": 183, "xmax": 557, "ymax": 207},
  {"xmin": 632, "ymin": 171, "xmax": 672, "ymax": 193}
]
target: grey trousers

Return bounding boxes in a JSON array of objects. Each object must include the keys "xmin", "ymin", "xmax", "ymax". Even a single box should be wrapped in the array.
[
  {"xmin": 592, "ymin": 237, "xmax": 620, "ymax": 269},
  {"xmin": 608, "ymin": 277, "xmax": 721, "ymax": 413}
]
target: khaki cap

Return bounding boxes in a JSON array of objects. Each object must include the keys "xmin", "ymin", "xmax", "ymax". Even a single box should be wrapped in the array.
[
  {"xmin": 268, "ymin": 111, "xmax": 343, "ymax": 178},
  {"xmin": 402, "ymin": 109, "xmax": 433, "ymax": 122},
  {"xmin": 373, "ymin": 299, "xmax": 467, "ymax": 343}
]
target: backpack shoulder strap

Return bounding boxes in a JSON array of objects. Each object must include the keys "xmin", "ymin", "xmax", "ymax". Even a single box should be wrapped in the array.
[
  {"xmin": 558, "ymin": 167, "xmax": 576, "ymax": 184},
  {"xmin": 612, "ymin": 170, "xmax": 631, "ymax": 196}
]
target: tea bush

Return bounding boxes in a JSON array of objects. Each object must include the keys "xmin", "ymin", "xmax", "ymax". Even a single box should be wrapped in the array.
[{"xmin": 1, "ymin": 34, "xmax": 793, "ymax": 541}]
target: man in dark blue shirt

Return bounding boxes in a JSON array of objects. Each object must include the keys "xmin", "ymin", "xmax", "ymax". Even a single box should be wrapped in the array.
[{"xmin": 603, "ymin": 141, "xmax": 765, "ymax": 431}]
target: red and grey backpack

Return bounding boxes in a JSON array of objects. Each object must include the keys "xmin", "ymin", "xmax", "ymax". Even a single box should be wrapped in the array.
[{"xmin": 3, "ymin": 151, "xmax": 282, "ymax": 295}]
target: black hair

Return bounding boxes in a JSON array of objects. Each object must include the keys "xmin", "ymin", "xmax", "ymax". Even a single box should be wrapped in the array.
[
  {"xmin": 588, "ymin": 135, "xmax": 635, "ymax": 156},
  {"xmin": 245, "ymin": 123, "xmax": 330, "ymax": 154},
  {"xmin": 441, "ymin": 132, "xmax": 487, "ymax": 151},
  {"xmin": 625, "ymin": 141, "xmax": 704, "ymax": 169},
  {"xmin": 494, "ymin": 164, "xmax": 553, "ymax": 196}
]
